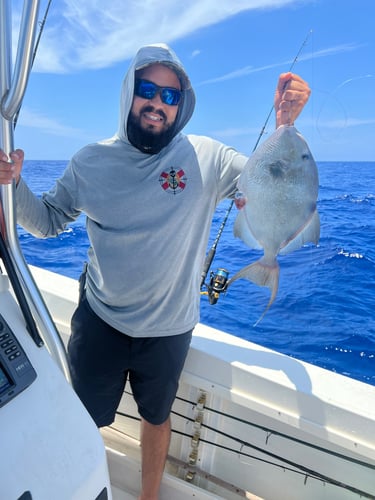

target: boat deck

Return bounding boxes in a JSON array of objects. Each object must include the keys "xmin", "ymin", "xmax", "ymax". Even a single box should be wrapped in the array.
[
  {"xmin": 112, "ymin": 487, "xmax": 136, "ymax": 500},
  {"xmin": 101, "ymin": 426, "xmax": 264, "ymax": 500}
]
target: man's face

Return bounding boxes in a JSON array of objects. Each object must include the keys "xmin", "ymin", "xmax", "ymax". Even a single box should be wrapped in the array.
[{"xmin": 130, "ymin": 63, "xmax": 181, "ymax": 136}]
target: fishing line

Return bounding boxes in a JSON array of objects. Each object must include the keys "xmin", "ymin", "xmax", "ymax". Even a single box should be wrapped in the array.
[
  {"xmin": 316, "ymin": 74, "xmax": 374, "ymax": 144},
  {"xmin": 200, "ymin": 30, "xmax": 313, "ymax": 298},
  {"xmin": 13, "ymin": 0, "xmax": 53, "ymax": 130}
]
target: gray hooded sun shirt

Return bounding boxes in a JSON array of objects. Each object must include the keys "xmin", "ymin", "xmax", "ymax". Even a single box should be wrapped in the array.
[{"xmin": 16, "ymin": 44, "xmax": 247, "ymax": 337}]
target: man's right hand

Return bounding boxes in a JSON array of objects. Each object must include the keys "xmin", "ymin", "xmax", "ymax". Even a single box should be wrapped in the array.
[{"xmin": 0, "ymin": 148, "xmax": 24, "ymax": 185}]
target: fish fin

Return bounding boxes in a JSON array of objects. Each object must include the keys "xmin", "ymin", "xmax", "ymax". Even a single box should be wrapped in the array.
[
  {"xmin": 233, "ymin": 211, "xmax": 262, "ymax": 249},
  {"xmin": 280, "ymin": 210, "xmax": 320, "ymax": 255},
  {"xmin": 227, "ymin": 259, "xmax": 279, "ymax": 325}
]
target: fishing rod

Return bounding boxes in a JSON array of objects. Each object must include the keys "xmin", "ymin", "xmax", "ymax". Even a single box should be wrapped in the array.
[
  {"xmin": 13, "ymin": 0, "xmax": 53, "ymax": 130},
  {"xmin": 200, "ymin": 30, "xmax": 312, "ymax": 304},
  {"xmin": 200, "ymin": 208, "xmax": 232, "ymax": 304}
]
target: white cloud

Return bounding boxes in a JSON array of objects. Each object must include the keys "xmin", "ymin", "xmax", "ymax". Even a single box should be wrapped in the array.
[
  {"xmin": 18, "ymin": 107, "xmax": 92, "ymax": 139},
  {"xmin": 12, "ymin": 0, "xmax": 304, "ymax": 73},
  {"xmin": 198, "ymin": 43, "xmax": 365, "ymax": 86},
  {"xmin": 191, "ymin": 50, "xmax": 201, "ymax": 59},
  {"xmin": 317, "ymin": 117, "xmax": 375, "ymax": 129}
]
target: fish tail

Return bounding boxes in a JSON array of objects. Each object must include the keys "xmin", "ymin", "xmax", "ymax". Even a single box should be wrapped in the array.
[{"xmin": 228, "ymin": 259, "xmax": 280, "ymax": 325}]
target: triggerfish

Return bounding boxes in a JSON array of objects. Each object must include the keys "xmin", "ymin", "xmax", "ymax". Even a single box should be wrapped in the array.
[{"xmin": 228, "ymin": 125, "xmax": 320, "ymax": 324}]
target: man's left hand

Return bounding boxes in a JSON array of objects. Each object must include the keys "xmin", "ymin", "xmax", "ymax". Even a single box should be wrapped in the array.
[{"xmin": 275, "ymin": 72, "xmax": 311, "ymax": 127}]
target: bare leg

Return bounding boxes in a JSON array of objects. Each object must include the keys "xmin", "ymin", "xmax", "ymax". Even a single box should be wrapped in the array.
[{"xmin": 138, "ymin": 416, "xmax": 171, "ymax": 500}]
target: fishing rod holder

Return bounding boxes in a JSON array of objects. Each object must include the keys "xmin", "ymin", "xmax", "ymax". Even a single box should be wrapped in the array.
[{"xmin": 201, "ymin": 268, "xmax": 229, "ymax": 305}]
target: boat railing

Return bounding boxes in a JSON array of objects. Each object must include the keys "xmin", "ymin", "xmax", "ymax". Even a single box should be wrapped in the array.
[{"xmin": 0, "ymin": 0, "xmax": 71, "ymax": 383}]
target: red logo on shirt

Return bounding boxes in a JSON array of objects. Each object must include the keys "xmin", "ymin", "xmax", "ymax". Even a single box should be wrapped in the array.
[{"xmin": 159, "ymin": 167, "xmax": 187, "ymax": 194}]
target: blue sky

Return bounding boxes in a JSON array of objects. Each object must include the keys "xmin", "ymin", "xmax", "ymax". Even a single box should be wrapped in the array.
[{"xmin": 10, "ymin": 0, "xmax": 375, "ymax": 161}]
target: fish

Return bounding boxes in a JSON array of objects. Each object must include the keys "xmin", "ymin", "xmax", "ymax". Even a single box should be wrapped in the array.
[{"xmin": 228, "ymin": 125, "xmax": 320, "ymax": 324}]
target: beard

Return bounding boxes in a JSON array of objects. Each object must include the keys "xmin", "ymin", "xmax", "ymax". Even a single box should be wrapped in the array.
[{"xmin": 127, "ymin": 106, "xmax": 176, "ymax": 154}]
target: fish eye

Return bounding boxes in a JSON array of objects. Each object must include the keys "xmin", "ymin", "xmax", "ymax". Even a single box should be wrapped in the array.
[{"xmin": 302, "ymin": 153, "xmax": 310, "ymax": 160}]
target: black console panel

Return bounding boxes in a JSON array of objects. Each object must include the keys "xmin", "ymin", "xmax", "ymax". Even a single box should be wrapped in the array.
[{"xmin": 0, "ymin": 314, "xmax": 37, "ymax": 408}]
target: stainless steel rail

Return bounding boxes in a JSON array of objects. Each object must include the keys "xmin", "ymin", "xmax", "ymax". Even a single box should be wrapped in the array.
[{"xmin": 0, "ymin": 0, "xmax": 71, "ymax": 383}]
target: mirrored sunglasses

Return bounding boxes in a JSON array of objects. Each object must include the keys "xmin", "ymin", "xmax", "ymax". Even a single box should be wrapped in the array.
[{"xmin": 134, "ymin": 78, "xmax": 182, "ymax": 106}]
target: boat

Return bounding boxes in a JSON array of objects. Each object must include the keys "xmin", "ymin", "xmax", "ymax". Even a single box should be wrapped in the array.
[{"xmin": 1, "ymin": 2, "xmax": 375, "ymax": 499}]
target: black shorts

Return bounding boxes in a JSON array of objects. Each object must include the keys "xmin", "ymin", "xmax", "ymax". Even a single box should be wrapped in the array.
[{"xmin": 67, "ymin": 295, "xmax": 192, "ymax": 427}]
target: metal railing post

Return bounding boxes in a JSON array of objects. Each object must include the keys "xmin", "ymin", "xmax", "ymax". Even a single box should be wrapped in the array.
[{"xmin": 0, "ymin": 0, "xmax": 71, "ymax": 383}]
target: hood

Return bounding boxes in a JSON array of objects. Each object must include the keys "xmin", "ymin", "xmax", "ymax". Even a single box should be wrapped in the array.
[{"xmin": 116, "ymin": 43, "xmax": 196, "ymax": 144}]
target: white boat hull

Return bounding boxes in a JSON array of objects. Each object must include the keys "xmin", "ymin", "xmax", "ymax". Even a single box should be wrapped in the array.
[{"xmin": 31, "ymin": 266, "xmax": 375, "ymax": 499}]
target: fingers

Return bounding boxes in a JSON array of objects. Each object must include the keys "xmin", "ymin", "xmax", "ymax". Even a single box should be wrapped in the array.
[
  {"xmin": 234, "ymin": 191, "xmax": 247, "ymax": 210},
  {"xmin": 275, "ymin": 72, "xmax": 311, "ymax": 127},
  {"xmin": 0, "ymin": 148, "xmax": 24, "ymax": 185}
]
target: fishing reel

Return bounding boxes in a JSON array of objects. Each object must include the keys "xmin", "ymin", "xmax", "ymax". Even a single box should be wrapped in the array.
[{"xmin": 201, "ymin": 268, "xmax": 229, "ymax": 305}]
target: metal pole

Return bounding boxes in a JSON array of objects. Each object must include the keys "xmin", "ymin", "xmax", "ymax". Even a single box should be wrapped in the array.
[{"xmin": 0, "ymin": 0, "xmax": 71, "ymax": 383}]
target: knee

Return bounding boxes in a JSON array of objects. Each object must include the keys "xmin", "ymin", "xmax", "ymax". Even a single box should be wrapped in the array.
[{"xmin": 141, "ymin": 416, "xmax": 171, "ymax": 432}]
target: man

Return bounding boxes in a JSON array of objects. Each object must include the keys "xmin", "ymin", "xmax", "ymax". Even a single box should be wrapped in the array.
[{"xmin": 0, "ymin": 43, "xmax": 310, "ymax": 499}]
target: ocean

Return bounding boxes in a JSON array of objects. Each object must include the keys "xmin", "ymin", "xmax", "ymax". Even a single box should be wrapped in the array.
[{"xmin": 18, "ymin": 160, "xmax": 375, "ymax": 386}]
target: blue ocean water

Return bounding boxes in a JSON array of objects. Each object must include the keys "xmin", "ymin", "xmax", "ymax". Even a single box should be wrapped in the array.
[{"xmin": 18, "ymin": 160, "xmax": 375, "ymax": 386}]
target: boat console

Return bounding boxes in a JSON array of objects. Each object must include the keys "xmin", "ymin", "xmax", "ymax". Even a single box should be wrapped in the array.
[
  {"xmin": 0, "ymin": 2, "xmax": 113, "ymax": 498},
  {"xmin": 0, "ymin": 313, "xmax": 37, "ymax": 408},
  {"xmin": 0, "ymin": 274, "xmax": 112, "ymax": 500}
]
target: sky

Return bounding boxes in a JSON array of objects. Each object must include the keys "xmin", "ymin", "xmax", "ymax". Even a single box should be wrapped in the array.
[{"xmin": 5, "ymin": 0, "xmax": 375, "ymax": 161}]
